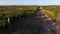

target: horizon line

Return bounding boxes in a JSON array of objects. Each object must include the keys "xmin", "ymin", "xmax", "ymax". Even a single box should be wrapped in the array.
[{"xmin": 0, "ymin": 4, "xmax": 60, "ymax": 6}]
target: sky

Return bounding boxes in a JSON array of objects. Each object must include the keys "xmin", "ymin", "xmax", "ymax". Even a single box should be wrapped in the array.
[{"xmin": 0, "ymin": 0, "xmax": 60, "ymax": 5}]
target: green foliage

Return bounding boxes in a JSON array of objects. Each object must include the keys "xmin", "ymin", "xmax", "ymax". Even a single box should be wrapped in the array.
[
  {"xmin": 0, "ymin": 6, "xmax": 37, "ymax": 27},
  {"xmin": 0, "ymin": 6, "xmax": 60, "ymax": 34},
  {"xmin": 41, "ymin": 6, "xmax": 60, "ymax": 17},
  {"xmin": 0, "ymin": 5, "xmax": 60, "ymax": 27}
]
